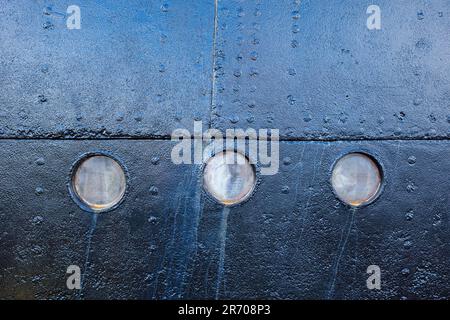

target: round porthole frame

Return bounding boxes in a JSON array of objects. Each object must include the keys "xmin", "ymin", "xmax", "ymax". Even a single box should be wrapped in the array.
[
  {"xmin": 329, "ymin": 150, "xmax": 385, "ymax": 208},
  {"xmin": 68, "ymin": 152, "xmax": 129, "ymax": 214},
  {"xmin": 201, "ymin": 147, "xmax": 259, "ymax": 208}
]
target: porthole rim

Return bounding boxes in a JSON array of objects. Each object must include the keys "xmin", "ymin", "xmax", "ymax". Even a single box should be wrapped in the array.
[
  {"xmin": 201, "ymin": 148, "xmax": 259, "ymax": 208},
  {"xmin": 67, "ymin": 151, "xmax": 129, "ymax": 214},
  {"xmin": 329, "ymin": 150, "xmax": 385, "ymax": 208}
]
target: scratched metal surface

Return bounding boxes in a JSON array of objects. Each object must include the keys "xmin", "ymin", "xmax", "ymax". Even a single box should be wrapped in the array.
[
  {"xmin": 0, "ymin": 0, "xmax": 449, "ymax": 300},
  {"xmin": 0, "ymin": 140, "xmax": 449, "ymax": 299}
]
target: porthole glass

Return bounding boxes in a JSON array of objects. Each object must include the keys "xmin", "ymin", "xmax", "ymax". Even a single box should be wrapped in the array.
[
  {"xmin": 331, "ymin": 153, "xmax": 382, "ymax": 207},
  {"xmin": 203, "ymin": 151, "xmax": 256, "ymax": 206},
  {"xmin": 71, "ymin": 155, "xmax": 126, "ymax": 212}
]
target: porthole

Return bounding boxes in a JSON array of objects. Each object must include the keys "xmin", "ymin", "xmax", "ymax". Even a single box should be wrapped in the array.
[
  {"xmin": 203, "ymin": 151, "xmax": 256, "ymax": 206},
  {"xmin": 70, "ymin": 154, "xmax": 127, "ymax": 212},
  {"xmin": 331, "ymin": 152, "xmax": 382, "ymax": 207}
]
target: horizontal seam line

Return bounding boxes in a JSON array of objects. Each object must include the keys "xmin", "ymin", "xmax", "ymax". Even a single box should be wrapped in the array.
[{"xmin": 0, "ymin": 136, "xmax": 449, "ymax": 142}]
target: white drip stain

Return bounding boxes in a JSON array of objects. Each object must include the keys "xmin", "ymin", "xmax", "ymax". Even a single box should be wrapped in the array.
[
  {"xmin": 326, "ymin": 207, "xmax": 357, "ymax": 299},
  {"xmin": 152, "ymin": 169, "xmax": 191, "ymax": 298},
  {"xmin": 150, "ymin": 166, "xmax": 203, "ymax": 299},
  {"xmin": 78, "ymin": 213, "xmax": 98, "ymax": 299},
  {"xmin": 178, "ymin": 165, "xmax": 204, "ymax": 297},
  {"xmin": 296, "ymin": 143, "xmax": 328, "ymax": 249},
  {"xmin": 215, "ymin": 206, "xmax": 230, "ymax": 300}
]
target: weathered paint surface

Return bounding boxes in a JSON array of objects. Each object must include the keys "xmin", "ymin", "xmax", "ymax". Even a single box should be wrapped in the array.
[
  {"xmin": 0, "ymin": 140, "xmax": 449, "ymax": 299},
  {"xmin": 0, "ymin": 1, "xmax": 449, "ymax": 299},
  {"xmin": 0, "ymin": 0, "xmax": 214, "ymax": 138},
  {"xmin": 212, "ymin": 0, "xmax": 450, "ymax": 140}
]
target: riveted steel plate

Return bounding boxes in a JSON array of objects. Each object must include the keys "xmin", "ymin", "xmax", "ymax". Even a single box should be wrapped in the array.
[
  {"xmin": 211, "ymin": 0, "xmax": 450, "ymax": 140},
  {"xmin": 0, "ymin": 0, "xmax": 214, "ymax": 138},
  {"xmin": 0, "ymin": 140, "xmax": 448, "ymax": 299}
]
